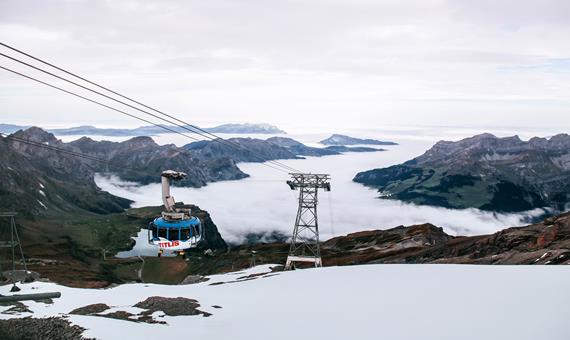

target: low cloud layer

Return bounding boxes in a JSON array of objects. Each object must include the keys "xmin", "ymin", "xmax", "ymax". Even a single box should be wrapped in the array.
[{"xmin": 95, "ymin": 134, "xmax": 546, "ymax": 244}]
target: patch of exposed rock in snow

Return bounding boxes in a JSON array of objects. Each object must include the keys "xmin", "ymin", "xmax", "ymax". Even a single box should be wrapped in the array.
[{"xmin": 1, "ymin": 264, "xmax": 569, "ymax": 340}]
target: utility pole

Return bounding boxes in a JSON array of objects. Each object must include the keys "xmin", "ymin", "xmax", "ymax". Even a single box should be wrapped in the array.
[
  {"xmin": 284, "ymin": 173, "xmax": 331, "ymax": 270},
  {"xmin": 0, "ymin": 212, "xmax": 29, "ymax": 291},
  {"xmin": 250, "ymin": 250, "xmax": 257, "ymax": 268}
]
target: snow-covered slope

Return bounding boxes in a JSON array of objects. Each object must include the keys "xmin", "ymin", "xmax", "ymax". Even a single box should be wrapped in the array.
[{"xmin": 1, "ymin": 264, "xmax": 569, "ymax": 340}]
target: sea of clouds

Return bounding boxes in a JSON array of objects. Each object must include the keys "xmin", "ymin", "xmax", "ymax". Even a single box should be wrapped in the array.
[{"xmin": 95, "ymin": 130, "xmax": 547, "ymax": 246}]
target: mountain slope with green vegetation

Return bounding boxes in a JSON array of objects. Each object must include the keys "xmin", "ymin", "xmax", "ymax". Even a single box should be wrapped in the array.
[
  {"xmin": 354, "ymin": 133, "xmax": 570, "ymax": 212},
  {"xmin": 0, "ymin": 127, "xmax": 132, "ymax": 217}
]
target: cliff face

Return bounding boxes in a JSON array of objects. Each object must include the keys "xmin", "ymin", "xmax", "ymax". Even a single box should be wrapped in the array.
[{"xmin": 354, "ymin": 133, "xmax": 570, "ymax": 212}]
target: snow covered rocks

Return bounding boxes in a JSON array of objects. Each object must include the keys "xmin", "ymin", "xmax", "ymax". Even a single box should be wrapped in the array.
[{"xmin": 69, "ymin": 296, "xmax": 211, "ymax": 325}]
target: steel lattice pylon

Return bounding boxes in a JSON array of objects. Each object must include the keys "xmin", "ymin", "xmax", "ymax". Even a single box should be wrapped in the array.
[
  {"xmin": 0, "ymin": 212, "xmax": 29, "ymax": 291},
  {"xmin": 284, "ymin": 173, "xmax": 331, "ymax": 270}
]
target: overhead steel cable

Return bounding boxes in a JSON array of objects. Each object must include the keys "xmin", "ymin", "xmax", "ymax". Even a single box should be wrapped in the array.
[
  {"xmin": 1, "ymin": 43, "xmax": 302, "ymax": 173},
  {"xmin": 0, "ymin": 43, "xmax": 303, "ymax": 173},
  {"xmin": 0, "ymin": 65, "xmax": 199, "ymax": 142},
  {"xmin": 0, "ymin": 65, "xmax": 291, "ymax": 175},
  {"xmin": 0, "ymin": 52, "xmax": 299, "ymax": 173},
  {"xmin": 0, "ymin": 53, "xmax": 209, "ymax": 142}
]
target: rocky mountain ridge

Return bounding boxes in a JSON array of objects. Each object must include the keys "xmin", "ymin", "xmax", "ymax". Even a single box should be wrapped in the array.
[
  {"xmin": 187, "ymin": 211, "xmax": 570, "ymax": 277},
  {"xmin": 184, "ymin": 136, "xmax": 384, "ymax": 162},
  {"xmin": 354, "ymin": 133, "xmax": 570, "ymax": 212},
  {"xmin": 0, "ymin": 127, "xmax": 132, "ymax": 216},
  {"xmin": 0, "ymin": 127, "xmax": 246, "ymax": 215},
  {"xmin": 205, "ymin": 123, "xmax": 285, "ymax": 134},
  {"xmin": 68, "ymin": 135, "xmax": 247, "ymax": 186},
  {"xmin": 0, "ymin": 123, "xmax": 286, "ymax": 136},
  {"xmin": 322, "ymin": 212, "xmax": 570, "ymax": 265}
]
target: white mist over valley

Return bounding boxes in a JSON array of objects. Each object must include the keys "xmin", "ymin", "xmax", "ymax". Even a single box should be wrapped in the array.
[{"xmin": 92, "ymin": 126, "xmax": 549, "ymax": 245}]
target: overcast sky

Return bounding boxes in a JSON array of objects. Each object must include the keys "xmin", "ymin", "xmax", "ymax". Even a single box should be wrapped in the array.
[{"xmin": 0, "ymin": 0, "xmax": 569, "ymax": 132}]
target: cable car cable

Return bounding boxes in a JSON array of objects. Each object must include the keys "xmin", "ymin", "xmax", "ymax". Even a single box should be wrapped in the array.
[
  {"xmin": 0, "ymin": 42, "xmax": 302, "ymax": 173},
  {"xmin": 0, "ymin": 44, "xmax": 302, "ymax": 173},
  {"xmin": 0, "ymin": 65, "xmax": 290, "ymax": 175},
  {"xmin": 0, "ymin": 55, "xmax": 298, "ymax": 173}
]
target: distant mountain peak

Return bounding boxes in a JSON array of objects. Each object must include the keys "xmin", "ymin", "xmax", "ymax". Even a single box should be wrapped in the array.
[
  {"xmin": 205, "ymin": 123, "xmax": 286, "ymax": 134},
  {"xmin": 122, "ymin": 136, "xmax": 158, "ymax": 148},
  {"xmin": 470, "ymin": 132, "xmax": 497, "ymax": 139},
  {"xmin": 12, "ymin": 126, "xmax": 60, "ymax": 144},
  {"xmin": 320, "ymin": 134, "xmax": 397, "ymax": 146},
  {"xmin": 266, "ymin": 136, "xmax": 304, "ymax": 147}
]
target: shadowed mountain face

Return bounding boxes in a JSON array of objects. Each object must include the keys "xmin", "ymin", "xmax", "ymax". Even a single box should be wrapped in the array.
[
  {"xmin": 185, "ymin": 137, "xmax": 302, "ymax": 162},
  {"xmin": 0, "ymin": 127, "xmax": 132, "ymax": 216},
  {"xmin": 69, "ymin": 136, "xmax": 247, "ymax": 186},
  {"xmin": 0, "ymin": 127, "xmax": 247, "ymax": 216},
  {"xmin": 354, "ymin": 133, "xmax": 570, "ymax": 213}
]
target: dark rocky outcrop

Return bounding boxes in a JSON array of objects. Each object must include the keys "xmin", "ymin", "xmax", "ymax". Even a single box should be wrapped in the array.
[
  {"xmin": 322, "ymin": 211, "xmax": 570, "ymax": 265},
  {"xmin": 188, "ymin": 204, "xmax": 228, "ymax": 251},
  {"xmin": 0, "ymin": 317, "xmax": 92, "ymax": 340},
  {"xmin": 354, "ymin": 133, "xmax": 570, "ymax": 212},
  {"xmin": 70, "ymin": 303, "xmax": 110, "ymax": 315},
  {"xmin": 134, "ymin": 296, "xmax": 211, "ymax": 317},
  {"xmin": 66, "ymin": 296, "xmax": 211, "ymax": 326}
]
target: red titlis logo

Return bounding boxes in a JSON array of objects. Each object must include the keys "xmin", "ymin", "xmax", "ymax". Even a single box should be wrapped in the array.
[{"xmin": 158, "ymin": 240, "xmax": 180, "ymax": 248}]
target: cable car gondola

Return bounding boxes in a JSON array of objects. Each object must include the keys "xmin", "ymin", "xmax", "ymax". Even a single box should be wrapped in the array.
[{"xmin": 148, "ymin": 170, "xmax": 203, "ymax": 255}]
